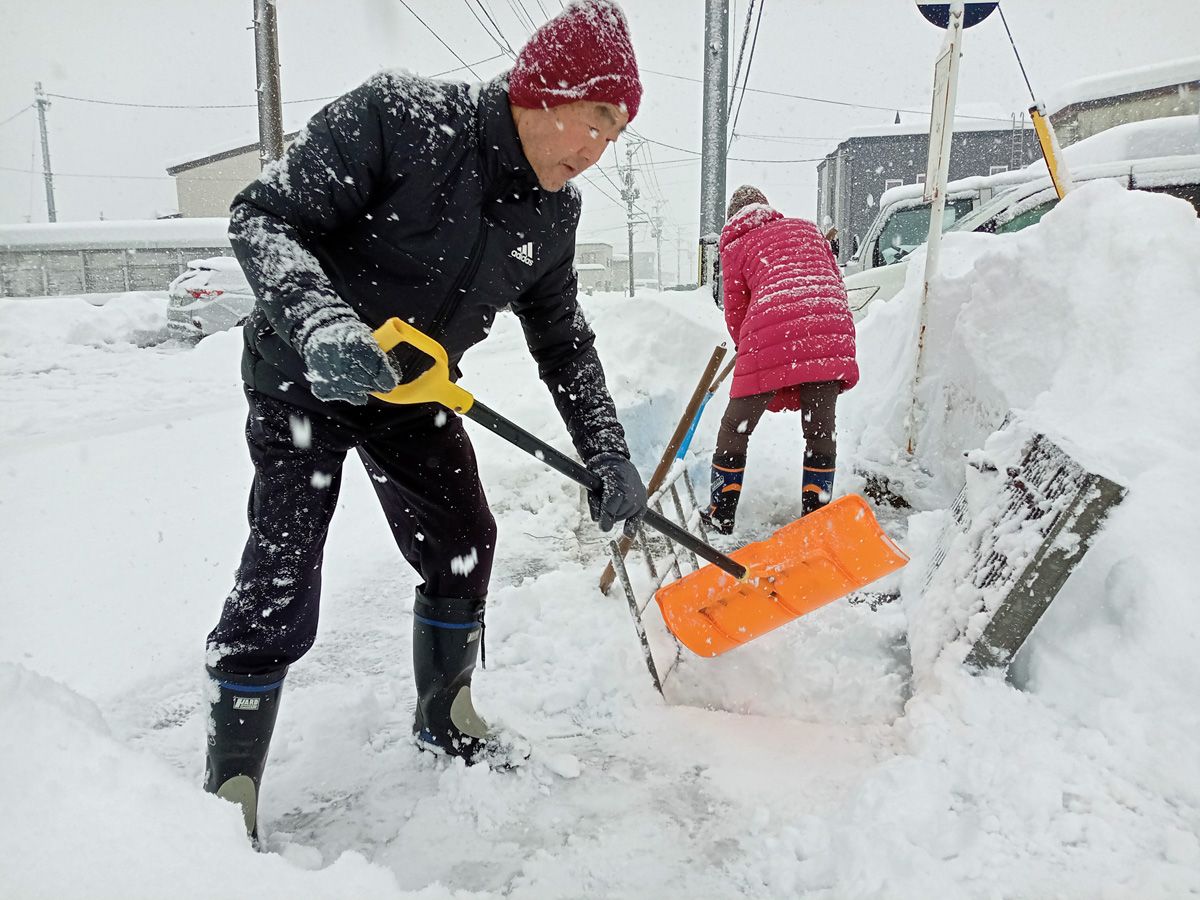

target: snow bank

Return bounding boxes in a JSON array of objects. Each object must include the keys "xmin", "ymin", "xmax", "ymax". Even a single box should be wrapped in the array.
[
  {"xmin": 2, "ymin": 186, "xmax": 1199, "ymax": 896},
  {"xmin": 0, "ymin": 664, "xmax": 436, "ymax": 900},
  {"xmin": 0, "ymin": 291, "xmax": 169, "ymax": 350},
  {"xmin": 837, "ymin": 181, "xmax": 1200, "ymax": 893}
]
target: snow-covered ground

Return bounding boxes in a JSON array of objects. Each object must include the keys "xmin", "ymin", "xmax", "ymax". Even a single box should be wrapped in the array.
[{"xmin": 2, "ymin": 182, "xmax": 1198, "ymax": 898}]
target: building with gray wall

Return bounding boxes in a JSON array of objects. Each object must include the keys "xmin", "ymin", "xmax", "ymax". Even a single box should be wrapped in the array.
[
  {"xmin": 575, "ymin": 242, "xmax": 614, "ymax": 292},
  {"xmin": 817, "ymin": 121, "xmax": 1038, "ymax": 264}
]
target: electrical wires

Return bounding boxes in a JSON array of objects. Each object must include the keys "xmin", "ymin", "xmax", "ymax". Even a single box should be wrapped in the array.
[
  {"xmin": 0, "ymin": 105, "xmax": 32, "ymax": 129},
  {"xmin": 394, "ymin": 0, "xmax": 484, "ymax": 80},
  {"xmin": 727, "ymin": 0, "xmax": 765, "ymax": 148}
]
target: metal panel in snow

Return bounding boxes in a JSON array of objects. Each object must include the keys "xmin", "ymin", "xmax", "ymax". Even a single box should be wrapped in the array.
[
  {"xmin": 961, "ymin": 434, "xmax": 1126, "ymax": 672},
  {"xmin": 924, "ymin": 429, "xmax": 1127, "ymax": 677}
]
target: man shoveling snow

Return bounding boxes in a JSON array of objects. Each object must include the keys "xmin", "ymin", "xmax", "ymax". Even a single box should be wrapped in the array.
[{"xmin": 204, "ymin": 0, "xmax": 648, "ymax": 843}]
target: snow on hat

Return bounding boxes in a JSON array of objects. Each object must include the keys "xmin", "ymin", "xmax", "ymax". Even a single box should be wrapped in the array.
[
  {"xmin": 508, "ymin": 0, "xmax": 643, "ymax": 122},
  {"xmin": 727, "ymin": 184, "xmax": 769, "ymax": 220}
]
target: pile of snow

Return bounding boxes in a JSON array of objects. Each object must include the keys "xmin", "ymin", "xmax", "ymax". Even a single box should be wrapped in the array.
[
  {"xmin": 2, "ymin": 183, "xmax": 1199, "ymax": 897},
  {"xmin": 0, "ymin": 290, "xmax": 169, "ymax": 350},
  {"xmin": 1062, "ymin": 114, "xmax": 1200, "ymax": 167},
  {"xmin": 841, "ymin": 182, "xmax": 1200, "ymax": 887}
]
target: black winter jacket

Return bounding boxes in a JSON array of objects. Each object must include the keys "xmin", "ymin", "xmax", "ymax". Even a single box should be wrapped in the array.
[{"xmin": 228, "ymin": 73, "xmax": 628, "ymax": 462}]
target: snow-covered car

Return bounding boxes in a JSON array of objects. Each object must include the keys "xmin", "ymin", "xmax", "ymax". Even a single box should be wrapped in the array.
[
  {"xmin": 841, "ymin": 115, "xmax": 1200, "ymax": 285},
  {"xmin": 840, "ymin": 175, "xmax": 1027, "ymax": 278},
  {"xmin": 844, "ymin": 148, "xmax": 1200, "ymax": 322},
  {"xmin": 166, "ymin": 256, "xmax": 254, "ymax": 339}
]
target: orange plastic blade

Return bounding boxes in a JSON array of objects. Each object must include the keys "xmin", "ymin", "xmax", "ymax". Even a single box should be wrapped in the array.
[{"xmin": 654, "ymin": 494, "xmax": 908, "ymax": 657}]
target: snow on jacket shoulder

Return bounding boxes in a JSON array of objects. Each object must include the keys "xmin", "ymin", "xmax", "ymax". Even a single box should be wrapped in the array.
[
  {"xmin": 719, "ymin": 203, "xmax": 859, "ymax": 404},
  {"xmin": 228, "ymin": 72, "xmax": 627, "ymax": 461}
]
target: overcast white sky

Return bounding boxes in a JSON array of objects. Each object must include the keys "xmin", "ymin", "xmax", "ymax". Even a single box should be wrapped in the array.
[{"xmin": 2, "ymin": 1, "xmax": 1196, "ymax": 278}]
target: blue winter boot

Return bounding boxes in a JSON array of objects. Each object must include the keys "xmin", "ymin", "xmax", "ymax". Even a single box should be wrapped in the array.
[
  {"xmin": 700, "ymin": 460, "xmax": 745, "ymax": 535},
  {"xmin": 802, "ymin": 452, "xmax": 836, "ymax": 516}
]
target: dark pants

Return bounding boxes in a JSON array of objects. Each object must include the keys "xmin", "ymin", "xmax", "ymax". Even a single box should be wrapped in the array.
[
  {"xmin": 207, "ymin": 390, "xmax": 496, "ymax": 676},
  {"xmin": 714, "ymin": 381, "xmax": 839, "ymax": 467}
]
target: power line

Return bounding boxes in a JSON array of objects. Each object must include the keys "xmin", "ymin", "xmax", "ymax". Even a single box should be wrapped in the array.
[
  {"xmin": 728, "ymin": 0, "xmax": 765, "ymax": 147},
  {"xmin": 47, "ymin": 91, "xmax": 330, "ymax": 110},
  {"xmin": 727, "ymin": 0, "xmax": 757, "ymax": 117},
  {"xmin": 0, "ymin": 164, "xmax": 248, "ymax": 183},
  {"xmin": 641, "ymin": 67, "xmax": 1012, "ymax": 122},
  {"xmin": 577, "ymin": 172, "xmax": 625, "ymax": 209},
  {"xmin": 503, "ymin": 0, "xmax": 539, "ymax": 33},
  {"xmin": 0, "ymin": 105, "xmax": 32, "ymax": 129},
  {"xmin": 595, "ymin": 161, "xmax": 627, "ymax": 198},
  {"xmin": 735, "ymin": 131, "xmax": 841, "ymax": 143},
  {"xmin": 37, "ymin": 56, "xmax": 505, "ymax": 113},
  {"xmin": 627, "ymin": 126, "xmax": 822, "ymax": 164},
  {"xmin": 463, "ymin": 0, "xmax": 517, "ymax": 57},
  {"xmin": 393, "ymin": 0, "xmax": 484, "ymax": 80}
]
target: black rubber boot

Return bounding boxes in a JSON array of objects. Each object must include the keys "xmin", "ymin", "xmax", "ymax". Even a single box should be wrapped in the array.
[
  {"xmin": 203, "ymin": 667, "xmax": 286, "ymax": 845},
  {"xmin": 412, "ymin": 590, "xmax": 527, "ymax": 766}
]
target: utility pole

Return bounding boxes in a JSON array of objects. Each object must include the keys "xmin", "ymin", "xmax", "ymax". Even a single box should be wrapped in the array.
[
  {"xmin": 620, "ymin": 142, "xmax": 642, "ymax": 297},
  {"xmin": 253, "ymin": 0, "xmax": 285, "ymax": 167},
  {"xmin": 651, "ymin": 208, "xmax": 663, "ymax": 291},
  {"xmin": 698, "ymin": 0, "xmax": 729, "ymax": 289},
  {"xmin": 33, "ymin": 83, "xmax": 56, "ymax": 223},
  {"xmin": 676, "ymin": 233, "xmax": 684, "ymax": 287}
]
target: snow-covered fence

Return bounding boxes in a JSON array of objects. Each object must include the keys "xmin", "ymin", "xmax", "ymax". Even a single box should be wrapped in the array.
[{"xmin": 0, "ymin": 218, "xmax": 233, "ymax": 297}]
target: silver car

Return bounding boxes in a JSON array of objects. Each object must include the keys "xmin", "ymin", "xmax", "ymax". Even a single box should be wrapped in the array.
[{"xmin": 166, "ymin": 256, "xmax": 254, "ymax": 339}]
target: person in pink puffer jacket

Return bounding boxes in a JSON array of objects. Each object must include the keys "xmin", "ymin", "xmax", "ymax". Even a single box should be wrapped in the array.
[{"xmin": 701, "ymin": 185, "xmax": 859, "ymax": 534}]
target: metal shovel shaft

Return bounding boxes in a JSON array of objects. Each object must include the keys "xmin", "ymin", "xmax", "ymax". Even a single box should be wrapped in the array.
[{"xmin": 466, "ymin": 400, "xmax": 748, "ymax": 580}]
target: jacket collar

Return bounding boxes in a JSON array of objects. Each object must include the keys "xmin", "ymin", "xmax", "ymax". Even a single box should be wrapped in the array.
[
  {"xmin": 477, "ymin": 78, "xmax": 540, "ymax": 202},
  {"xmin": 720, "ymin": 203, "xmax": 784, "ymax": 250}
]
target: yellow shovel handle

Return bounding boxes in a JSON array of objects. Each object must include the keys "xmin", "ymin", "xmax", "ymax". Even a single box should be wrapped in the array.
[{"xmin": 370, "ymin": 318, "xmax": 475, "ymax": 412}]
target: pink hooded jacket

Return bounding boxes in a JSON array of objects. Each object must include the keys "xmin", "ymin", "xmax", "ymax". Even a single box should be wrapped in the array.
[{"xmin": 720, "ymin": 204, "xmax": 859, "ymax": 410}]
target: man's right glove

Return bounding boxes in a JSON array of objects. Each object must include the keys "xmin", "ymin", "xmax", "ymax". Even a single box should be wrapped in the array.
[
  {"xmin": 300, "ymin": 319, "xmax": 399, "ymax": 405},
  {"xmin": 586, "ymin": 452, "xmax": 648, "ymax": 537}
]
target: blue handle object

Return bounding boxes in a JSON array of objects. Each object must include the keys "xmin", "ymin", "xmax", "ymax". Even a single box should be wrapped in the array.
[{"xmin": 675, "ymin": 391, "xmax": 716, "ymax": 462}]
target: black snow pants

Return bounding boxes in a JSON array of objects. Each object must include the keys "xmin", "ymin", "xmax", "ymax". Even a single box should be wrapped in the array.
[{"xmin": 207, "ymin": 389, "xmax": 496, "ymax": 676}]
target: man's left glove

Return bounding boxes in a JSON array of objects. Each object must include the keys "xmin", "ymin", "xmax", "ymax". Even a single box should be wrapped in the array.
[
  {"xmin": 586, "ymin": 452, "xmax": 648, "ymax": 537},
  {"xmin": 300, "ymin": 318, "xmax": 399, "ymax": 405}
]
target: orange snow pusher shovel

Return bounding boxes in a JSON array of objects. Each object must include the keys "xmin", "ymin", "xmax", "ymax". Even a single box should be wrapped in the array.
[{"xmin": 371, "ymin": 318, "xmax": 908, "ymax": 657}]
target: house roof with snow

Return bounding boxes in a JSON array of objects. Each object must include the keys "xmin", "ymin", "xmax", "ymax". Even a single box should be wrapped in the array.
[{"xmin": 1046, "ymin": 56, "xmax": 1200, "ymax": 117}]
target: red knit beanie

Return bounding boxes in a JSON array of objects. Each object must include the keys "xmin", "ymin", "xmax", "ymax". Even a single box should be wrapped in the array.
[{"xmin": 508, "ymin": 0, "xmax": 642, "ymax": 122}]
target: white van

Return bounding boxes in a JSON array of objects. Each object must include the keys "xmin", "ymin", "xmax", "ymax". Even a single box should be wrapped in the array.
[
  {"xmin": 842, "ymin": 152, "xmax": 1200, "ymax": 321},
  {"xmin": 840, "ymin": 169, "xmax": 1033, "ymax": 278},
  {"xmin": 840, "ymin": 115, "xmax": 1200, "ymax": 286}
]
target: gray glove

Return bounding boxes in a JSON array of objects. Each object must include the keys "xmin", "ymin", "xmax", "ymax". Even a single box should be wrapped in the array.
[
  {"xmin": 587, "ymin": 452, "xmax": 648, "ymax": 537},
  {"xmin": 300, "ymin": 318, "xmax": 399, "ymax": 405}
]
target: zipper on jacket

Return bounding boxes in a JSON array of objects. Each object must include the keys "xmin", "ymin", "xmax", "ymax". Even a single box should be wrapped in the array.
[
  {"xmin": 430, "ymin": 217, "xmax": 488, "ymax": 342},
  {"xmin": 392, "ymin": 218, "xmax": 488, "ymax": 384}
]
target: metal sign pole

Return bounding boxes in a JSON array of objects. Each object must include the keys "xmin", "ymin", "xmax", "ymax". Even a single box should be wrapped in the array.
[{"xmin": 907, "ymin": 1, "xmax": 966, "ymax": 456}]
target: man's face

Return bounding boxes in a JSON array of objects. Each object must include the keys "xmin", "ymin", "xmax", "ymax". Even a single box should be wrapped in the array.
[{"xmin": 514, "ymin": 101, "xmax": 628, "ymax": 192}]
